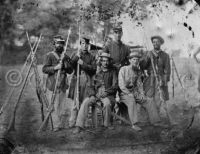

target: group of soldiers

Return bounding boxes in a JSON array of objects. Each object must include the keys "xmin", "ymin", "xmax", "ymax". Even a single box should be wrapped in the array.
[{"xmin": 42, "ymin": 25, "xmax": 171, "ymax": 133}]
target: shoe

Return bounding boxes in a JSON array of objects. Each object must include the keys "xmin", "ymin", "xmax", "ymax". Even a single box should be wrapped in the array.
[
  {"xmin": 131, "ymin": 125, "xmax": 142, "ymax": 131},
  {"xmin": 73, "ymin": 127, "xmax": 81, "ymax": 134}
]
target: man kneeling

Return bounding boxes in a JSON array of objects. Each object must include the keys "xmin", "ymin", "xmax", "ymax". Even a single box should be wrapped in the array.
[{"xmin": 74, "ymin": 52, "xmax": 118, "ymax": 133}]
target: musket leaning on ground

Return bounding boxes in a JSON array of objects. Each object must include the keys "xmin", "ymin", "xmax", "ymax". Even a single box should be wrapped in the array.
[
  {"xmin": 150, "ymin": 52, "xmax": 171, "ymax": 123},
  {"xmin": 7, "ymin": 34, "xmax": 42, "ymax": 132},
  {"xmin": 26, "ymin": 32, "xmax": 54, "ymax": 129},
  {"xmin": 38, "ymin": 28, "xmax": 71, "ymax": 132},
  {"xmin": 171, "ymin": 57, "xmax": 188, "ymax": 101},
  {"xmin": 27, "ymin": 45, "xmax": 54, "ymax": 130},
  {"xmin": 0, "ymin": 41, "xmax": 37, "ymax": 116},
  {"xmin": 73, "ymin": 24, "xmax": 81, "ymax": 111},
  {"xmin": 94, "ymin": 99, "xmax": 132, "ymax": 126},
  {"xmin": 150, "ymin": 52, "xmax": 165, "ymax": 102}
]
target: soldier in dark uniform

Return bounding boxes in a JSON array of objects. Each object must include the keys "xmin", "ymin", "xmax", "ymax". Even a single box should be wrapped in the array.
[
  {"xmin": 68, "ymin": 36, "xmax": 96, "ymax": 127},
  {"xmin": 141, "ymin": 35, "xmax": 171, "ymax": 124},
  {"xmin": 42, "ymin": 35, "xmax": 73, "ymax": 131},
  {"xmin": 104, "ymin": 24, "xmax": 130, "ymax": 71}
]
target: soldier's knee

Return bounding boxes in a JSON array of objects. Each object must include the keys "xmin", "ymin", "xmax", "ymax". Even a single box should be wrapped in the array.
[
  {"xmin": 102, "ymin": 98, "xmax": 111, "ymax": 106},
  {"xmin": 82, "ymin": 97, "xmax": 92, "ymax": 106}
]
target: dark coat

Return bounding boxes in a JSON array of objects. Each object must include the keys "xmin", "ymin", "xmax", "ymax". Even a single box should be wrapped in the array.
[
  {"xmin": 42, "ymin": 51, "xmax": 73, "ymax": 92},
  {"xmin": 68, "ymin": 50, "xmax": 96, "ymax": 102},
  {"xmin": 141, "ymin": 50, "xmax": 171, "ymax": 100},
  {"xmin": 104, "ymin": 40, "xmax": 130, "ymax": 70},
  {"xmin": 94, "ymin": 66, "xmax": 118, "ymax": 98}
]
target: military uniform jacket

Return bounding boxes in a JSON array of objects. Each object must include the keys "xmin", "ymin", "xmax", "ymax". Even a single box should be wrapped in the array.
[
  {"xmin": 141, "ymin": 50, "xmax": 171, "ymax": 100},
  {"xmin": 94, "ymin": 66, "xmax": 118, "ymax": 98},
  {"xmin": 42, "ymin": 50, "xmax": 73, "ymax": 92},
  {"xmin": 68, "ymin": 50, "xmax": 96, "ymax": 102},
  {"xmin": 104, "ymin": 40, "xmax": 130, "ymax": 70}
]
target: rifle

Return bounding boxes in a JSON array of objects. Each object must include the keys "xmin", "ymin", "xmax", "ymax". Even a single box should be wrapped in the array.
[
  {"xmin": 7, "ymin": 34, "xmax": 42, "ymax": 132},
  {"xmin": 171, "ymin": 57, "xmax": 188, "ymax": 101},
  {"xmin": 171, "ymin": 55, "xmax": 175, "ymax": 98},
  {"xmin": 94, "ymin": 80, "xmax": 132, "ymax": 126},
  {"xmin": 26, "ymin": 31, "xmax": 54, "ymax": 130},
  {"xmin": 94, "ymin": 99, "xmax": 131, "ymax": 126},
  {"xmin": 150, "ymin": 52, "xmax": 165, "ymax": 102},
  {"xmin": 38, "ymin": 27, "xmax": 71, "ymax": 132},
  {"xmin": 0, "ymin": 41, "xmax": 37, "ymax": 116},
  {"xmin": 33, "ymin": 63, "xmax": 54, "ymax": 130},
  {"xmin": 150, "ymin": 51, "xmax": 171, "ymax": 124},
  {"xmin": 73, "ymin": 24, "xmax": 81, "ymax": 110}
]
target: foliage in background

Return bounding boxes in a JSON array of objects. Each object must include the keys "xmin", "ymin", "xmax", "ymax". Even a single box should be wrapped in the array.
[{"xmin": 0, "ymin": 0, "xmax": 193, "ymax": 64}]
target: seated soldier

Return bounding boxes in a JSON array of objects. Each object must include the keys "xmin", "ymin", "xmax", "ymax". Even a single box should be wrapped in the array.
[
  {"xmin": 118, "ymin": 52, "xmax": 146, "ymax": 131},
  {"xmin": 118, "ymin": 51, "xmax": 162, "ymax": 131},
  {"xmin": 73, "ymin": 52, "xmax": 118, "ymax": 133}
]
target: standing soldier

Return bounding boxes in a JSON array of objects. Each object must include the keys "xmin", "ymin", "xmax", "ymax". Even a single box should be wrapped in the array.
[
  {"xmin": 141, "ymin": 35, "xmax": 171, "ymax": 124},
  {"xmin": 68, "ymin": 36, "xmax": 96, "ymax": 128},
  {"xmin": 42, "ymin": 35, "xmax": 73, "ymax": 132},
  {"xmin": 104, "ymin": 24, "xmax": 130, "ymax": 71},
  {"xmin": 73, "ymin": 52, "xmax": 118, "ymax": 133}
]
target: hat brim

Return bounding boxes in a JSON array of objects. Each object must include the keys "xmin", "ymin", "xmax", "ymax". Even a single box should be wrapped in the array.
[
  {"xmin": 151, "ymin": 36, "xmax": 164, "ymax": 44},
  {"xmin": 128, "ymin": 55, "xmax": 141, "ymax": 59},
  {"xmin": 100, "ymin": 55, "xmax": 112, "ymax": 59}
]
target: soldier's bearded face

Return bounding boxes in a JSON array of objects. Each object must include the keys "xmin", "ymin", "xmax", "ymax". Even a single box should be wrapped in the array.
[
  {"xmin": 113, "ymin": 31, "xmax": 122, "ymax": 41},
  {"xmin": 129, "ymin": 57, "xmax": 139, "ymax": 67},
  {"xmin": 101, "ymin": 57, "xmax": 109, "ymax": 68},
  {"xmin": 55, "ymin": 42, "xmax": 64, "ymax": 53},
  {"xmin": 152, "ymin": 38, "xmax": 161, "ymax": 50},
  {"xmin": 80, "ymin": 40, "xmax": 89, "ymax": 51}
]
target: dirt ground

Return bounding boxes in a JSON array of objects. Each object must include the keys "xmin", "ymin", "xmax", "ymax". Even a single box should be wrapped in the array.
[{"xmin": 1, "ymin": 58, "xmax": 200, "ymax": 154}]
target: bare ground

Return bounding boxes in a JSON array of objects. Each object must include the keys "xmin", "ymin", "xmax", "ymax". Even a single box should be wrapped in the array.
[{"xmin": 0, "ymin": 59, "xmax": 200, "ymax": 153}]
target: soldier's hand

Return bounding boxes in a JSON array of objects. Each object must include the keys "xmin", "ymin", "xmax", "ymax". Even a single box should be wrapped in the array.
[
  {"xmin": 100, "ymin": 92, "xmax": 107, "ymax": 98},
  {"xmin": 54, "ymin": 63, "xmax": 62, "ymax": 70},
  {"xmin": 90, "ymin": 96, "xmax": 96, "ymax": 103},
  {"xmin": 78, "ymin": 59, "xmax": 84, "ymax": 65},
  {"xmin": 159, "ymin": 80, "xmax": 164, "ymax": 86},
  {"xmin": 76, "ymin": 51, "xmax": 81, "ymax": 57}
]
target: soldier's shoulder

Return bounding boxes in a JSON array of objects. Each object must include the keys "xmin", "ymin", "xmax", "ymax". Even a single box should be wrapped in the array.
[
  {"xmin": 119, "ymin": 65, "xmax": 129, "ymax": 72},
  {"xmin": 161, "ymin": 50, "xmax": 170, "ymax": 57},
  {"xmin": 121, "ymin": 42, "xmax": 130, "ymax": 49}
]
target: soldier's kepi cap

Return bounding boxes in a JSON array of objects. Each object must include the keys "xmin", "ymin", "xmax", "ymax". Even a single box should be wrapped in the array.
[
  {"xmin": 151, "ymin": 35, "xmax": 164, "ymax": 45},
  {"xmin": 53, "ymin": 35, "xmax": 65, "ymax": 44},
  {"xmin": 128, "ymin": 51, "xmax": 142, "ymax": 59},
  {"xmin": 99, "ymin": 52, "xmax": 112, "ymax": 59}
]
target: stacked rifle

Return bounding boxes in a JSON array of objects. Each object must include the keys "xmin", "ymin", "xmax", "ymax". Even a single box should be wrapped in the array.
[{"xmin": 5, "ymin": 33, "xmax": 43, "ymax": 132}]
